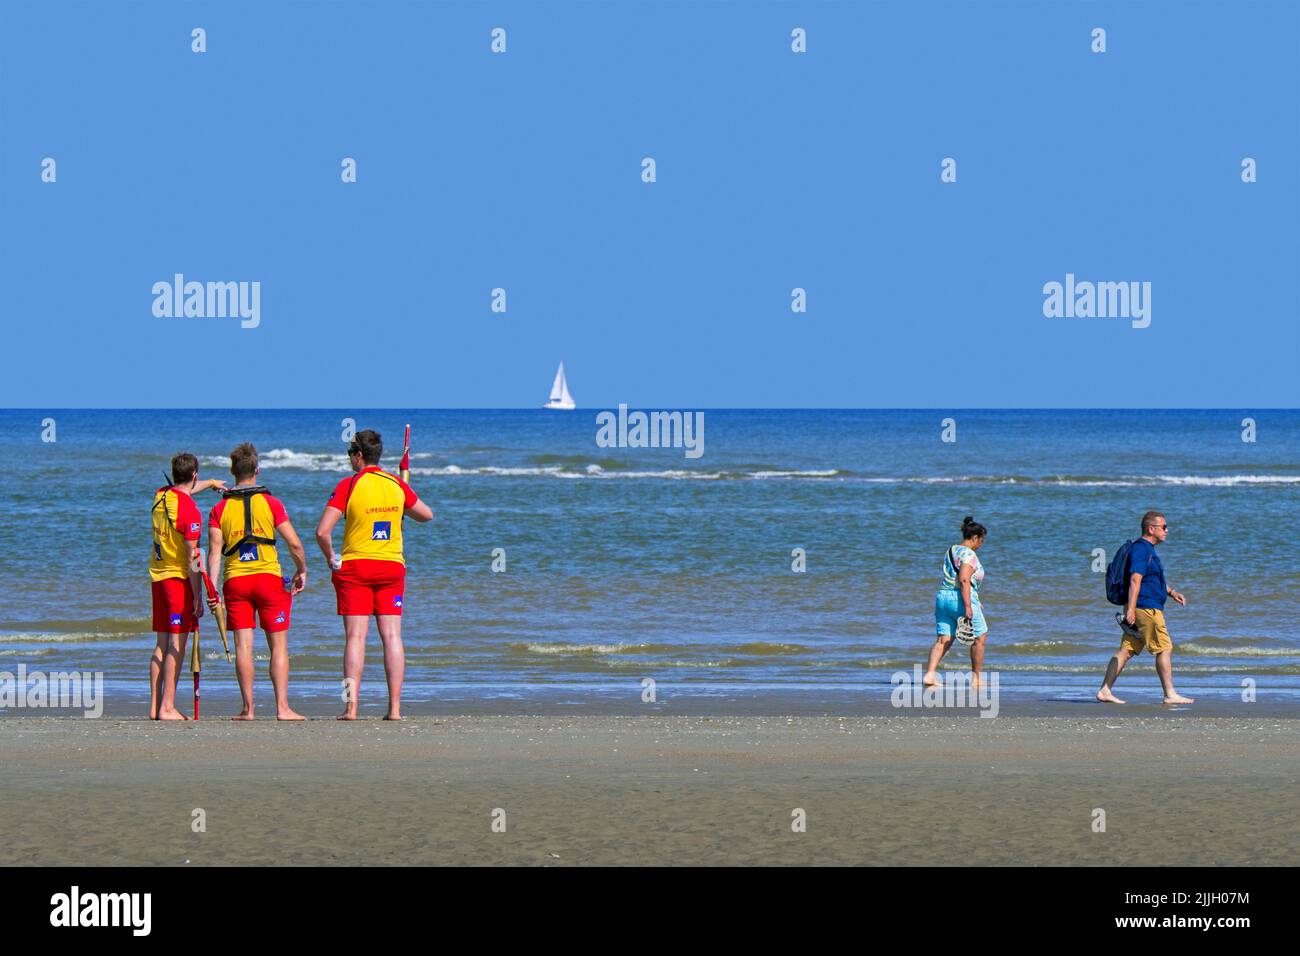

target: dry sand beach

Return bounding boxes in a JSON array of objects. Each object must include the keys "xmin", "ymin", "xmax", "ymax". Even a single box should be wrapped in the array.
[{"xmin": 0, "ymin": 715, "xmax": 1294, "ymax": 866}]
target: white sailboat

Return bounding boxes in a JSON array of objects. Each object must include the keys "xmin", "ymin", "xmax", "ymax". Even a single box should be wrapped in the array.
[{"xmin": 544, "ymin": 361, "xmax": 575, "ymax": 410}]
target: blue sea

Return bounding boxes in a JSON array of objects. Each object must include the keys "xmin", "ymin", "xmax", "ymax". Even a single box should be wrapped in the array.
[{"xmin": 2, "ymin": 409, "xmax": 1298, "ymax": 717}]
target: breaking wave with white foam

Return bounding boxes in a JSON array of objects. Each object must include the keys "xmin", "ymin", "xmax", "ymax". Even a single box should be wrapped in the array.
[{"xmin": 198, "ymin": 451, "xmax": 1300, "ymax": 486}]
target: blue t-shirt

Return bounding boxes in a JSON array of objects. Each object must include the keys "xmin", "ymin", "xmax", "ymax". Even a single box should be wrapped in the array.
[{"xmin": 1127, "ymin": 538, "xmax": 1167, "ymax": 610}]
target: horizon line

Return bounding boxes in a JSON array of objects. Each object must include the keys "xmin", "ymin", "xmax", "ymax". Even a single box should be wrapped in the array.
[{"xmin": 5, "ymin": 407, "xmax": 1298, "ymax": 413}]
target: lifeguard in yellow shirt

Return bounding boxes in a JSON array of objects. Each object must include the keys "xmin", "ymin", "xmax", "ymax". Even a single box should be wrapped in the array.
[
  {"xmin": 149, "ymin": 452, "xmax": 225, "ymax": 720},
  {"xmin": 315, "ymin": 429, "xmax": 433, "ymax": 720},
  {"xmin": 206, "ymin": 442, "xmax": 309, "ymax": 720}
]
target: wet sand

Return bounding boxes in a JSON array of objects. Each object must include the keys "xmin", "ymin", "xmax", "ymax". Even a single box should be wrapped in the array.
[{"xmin": 0, "ymin": 715, "xmax": 1294, "ymax": 866}]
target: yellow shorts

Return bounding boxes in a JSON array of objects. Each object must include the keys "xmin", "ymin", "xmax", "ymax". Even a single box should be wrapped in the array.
[{"xmin": 1122, "ymin": 608, "xmax": 1173, "ymax": 656}]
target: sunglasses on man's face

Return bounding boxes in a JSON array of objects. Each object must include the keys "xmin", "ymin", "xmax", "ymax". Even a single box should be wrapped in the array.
[{"xmin": 1157, "ymin": 524, "xmax": 1169, "ymax": 531}]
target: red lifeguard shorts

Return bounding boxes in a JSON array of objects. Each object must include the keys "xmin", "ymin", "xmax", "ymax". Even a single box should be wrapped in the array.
[
  {"xmin": 332, "ymin": 559, "xmax": 406, "ymax": 616},
  {"xmin": 151, "ymin": 578, "xmax": 198, "ymax": 634},
  {"xmin": 223, "ymin": 573, "xmax": 292, "ymax": 632}
]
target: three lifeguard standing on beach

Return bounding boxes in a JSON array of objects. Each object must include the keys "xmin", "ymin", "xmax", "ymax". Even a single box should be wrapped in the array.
[{"xmin": 148, "ymin": 429, "xmax": 432, "ymax": 720}]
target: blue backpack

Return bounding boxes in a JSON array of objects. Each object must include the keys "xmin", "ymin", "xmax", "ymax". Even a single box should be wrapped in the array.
[{"xmin": 1105, "ymin": 540, "xmax": 1135, "ymax": 605}]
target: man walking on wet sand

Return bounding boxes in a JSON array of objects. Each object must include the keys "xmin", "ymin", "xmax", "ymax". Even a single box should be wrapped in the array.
[{"xmin": 1097, "ymin": 510, "xmax": 1194, "ymax": 705}]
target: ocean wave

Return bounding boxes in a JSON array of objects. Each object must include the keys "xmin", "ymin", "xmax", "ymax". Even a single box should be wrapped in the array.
[
  {"xmin": 414, "ymin": 465, "xmax": 850, "ymax": 481},
  {"xmin": 1152, "ymin": 475, "xmax": 1300, "ymax": 487},
  {"xmin": 201, "ymin": 448, "xmax": 347, "ymax": 472},
  {"xmin": 529, "ymin": 454, "xmax": 629, "ymax": 470},
  {"xmin": 0, "ymin": 631, "xmax": 143, "ymax": 644},
  {"xmin": 846, "ymin": 659, "xmax": 1300, "ymax": 675},
  {"xmin": 515, "ymin": 641, "xmax": 647, "ymax": 656},
  {"xmin": 993, "ymin": 640, "xmax": 1104, "ymax": 656},
  {"xmin": 194, "ymin": 448, "xmax": 854, "ymax": 480},
  {"xmin": 193, "ymin": 451, "xmax": 1300, "ymax": 487},
  {"xmin": 875, "ymin": 474, "xmax": 1300, "ymax": 487},
  {"xmin": 506, "ymin": 642, "xmax": 811, "ymax": 665},
  {"xmin": 656, "ymin": 659, "xmax": 737, "ymax": 668},
  {"xmin": 595, "ymin": 657, "xmax": 739, "ymax": 669},
  {"xmin": 1179, "ymin": 641, "xmax": 1296, "ymax": 657},
  {"xmin": 414, "ymin": 465, "xmax": 565, "ymax": 478},
  {"xmin": 732, "ymin": 642, "xmax": 813, "ymax": 655},
  {"xmin": 204, "ymin": 650, "xmax": 268, "ymax": 662},
  {"xmin": 750, "ymin": 470, "xmax": 841, "ymax": 480},
  {"xmin": 986, "ymin": 638, "xmax": 1298, "ymax": 659}
]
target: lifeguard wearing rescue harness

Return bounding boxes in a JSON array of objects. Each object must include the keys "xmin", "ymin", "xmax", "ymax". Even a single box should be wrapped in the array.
[{"xmin": 220, "ymin": 485, "xmax": 278, "ymax": 557}]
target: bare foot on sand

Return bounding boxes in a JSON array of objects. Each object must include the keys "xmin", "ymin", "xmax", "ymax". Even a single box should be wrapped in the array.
[
  {"xmin": 156, "ymin": 708, "xmax": 188, "ymax": 721},
  {"xmin": 1163, "ymin": 694, "xmax": 1195, "ymax": 705},
  {"xmin": 232, "ymin": 711, "xmax": 255, "ymax": 721},
  {"xmin": 383, "ymin": 712, "xmax": 402, "ymax": 721},
  {"xmin": 922, "ymin": 671, "xmax": 940, "ymax": 687},
  {"xmin": 276, "ymin": 709, "xmax": 306, "ymax": 721},
  {"xmin": 1097, "ymin": 688, "xmax": 1125, "ymax": 704},
  {"xmin": 337, "ymin": 710, "xmax": 357, "ymax": 721}
]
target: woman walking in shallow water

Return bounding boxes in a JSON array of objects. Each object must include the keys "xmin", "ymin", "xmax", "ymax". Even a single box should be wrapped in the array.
[{"xmin": 924, "ymin": 516, "xmax": 988, "ymax": 687}]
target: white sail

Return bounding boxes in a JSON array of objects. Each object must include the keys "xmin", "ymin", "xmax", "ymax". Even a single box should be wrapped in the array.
[{"xmin": 545, "ymin": 362, "xmax": 575, "ymax": 410}]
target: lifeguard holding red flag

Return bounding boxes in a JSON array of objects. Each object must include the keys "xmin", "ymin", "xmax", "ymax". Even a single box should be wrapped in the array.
[{"xmin": 315, "ymin": 428, "xmax": 433, "ymax": 720}]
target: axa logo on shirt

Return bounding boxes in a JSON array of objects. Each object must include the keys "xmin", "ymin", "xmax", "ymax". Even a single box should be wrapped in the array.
[
  {"xmin": 169, "ymin": 614, "xmax": 183, "ymax": 627},
  {"xmin": 153, "ymin": 542, "xmax": 162, "ymax": 560},
  {"xmin": 238, "ymin": 543, "xmax": 259, "ymax": 562},
  {"xmin": 393, "ymin": 595, "xmax": 403, "ymax": 608},
  {"xmin": 189, "ymin": 522, "xmax": 201, "ymax": 533},
  {"xmin": 372, "ymin": 521, "xmax": 391, "ymax": 540},
  {"xmin": 274, "ymin": 611, "xmax": 286, "ymax": 624}
]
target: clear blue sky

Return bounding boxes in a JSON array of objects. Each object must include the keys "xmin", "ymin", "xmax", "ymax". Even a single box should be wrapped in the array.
[{"xmin": 1, "ymin": 0, "xmax": 1296, "ymax": 408}]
